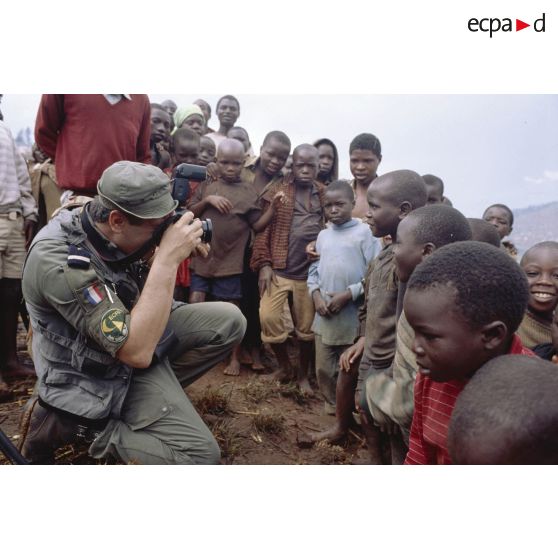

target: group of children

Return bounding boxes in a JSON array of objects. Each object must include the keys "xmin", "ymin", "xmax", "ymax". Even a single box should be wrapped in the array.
[
  {"xmin": 145, "ymin": 95, "xmax": 558, "ymax": 464},
  {"xmin": 28, "ymin": 94, "xmax": 558, "ymax": 465}
]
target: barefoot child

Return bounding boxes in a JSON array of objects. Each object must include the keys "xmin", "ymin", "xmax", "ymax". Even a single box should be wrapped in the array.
[
  {"xmin": 516, "ymin": 241, "xmax": 558, "ymax": 349},
  {"xmin": 362, "ymin": 205, "xmax": 471, "ymax": 462},
  {"xmin": 239, "ymin": 131, "xmax": 291, "ymax": 371},
  {"xmin": 305, "ymin": 171, "xmax": 426, "ymax": 455},
  {"xmin": 188, "ymin": 139, "xmax": 262, "ymax": 376},
  {"xmin": 242, "ymin": 131, "xmax": 291, "ymax": 195},
  {"xmin": 448, "ymin": 355, "xmax": 558, "ymax": 464},
  {"xmin": 307, "ymin": 181, "xmax": 381, "ymax": 413},
  {"xmin": 251, "ymin": 144, "xmax": 325, "ymax": 395},
  {"xmin": 403, "ymin": 241, "xmax": 533, "ymax": 464}
]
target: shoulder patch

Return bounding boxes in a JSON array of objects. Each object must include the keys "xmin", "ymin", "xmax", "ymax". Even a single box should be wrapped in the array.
[
  {"xmin": 100, "ymin": 308, "xmax": 129, "ymax": 344},
  {"xmin": 68, "ymin": 245, "xmax": 91, "ymax": 269}
]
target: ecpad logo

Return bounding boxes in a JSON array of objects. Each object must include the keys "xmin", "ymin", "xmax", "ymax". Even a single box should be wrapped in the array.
[{"xmin": 468, "ymin": 13, "xmax": 546, "ymax": 37}]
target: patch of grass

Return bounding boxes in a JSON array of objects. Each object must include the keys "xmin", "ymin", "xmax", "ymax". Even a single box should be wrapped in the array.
[
  {"xmin": 239, "ymin": 378, "xmax": 276, "ymax": 404},
  {"xmin": 278, "ymin": 382, "xmax": 311, "ymax": 406},
  {"xmin": 211, "ymin": 419, "xmax": 242, "ymax": 464},
  {"xmin": 191, "ymin": 385, "xmax": 233, "ymax": 416},
  {"xmin": 315, "ymin": 440, "xmax": 349, "ymax": 465},
  {"xmin": 252, "ymin": 409, "xmax": 285, "ymax": 435}
]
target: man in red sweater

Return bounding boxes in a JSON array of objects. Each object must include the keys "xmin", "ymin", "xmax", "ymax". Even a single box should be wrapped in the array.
[
  {"xmin": 402, "ymin": 241, "xmax": 534, "ymax": 465},
  {"xmin": 34, "ymin": 94, "xmax": 151, "ymax": 198}
]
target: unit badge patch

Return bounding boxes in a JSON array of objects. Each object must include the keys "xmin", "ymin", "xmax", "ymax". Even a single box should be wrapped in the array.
[{"xmin": 100, "ymin": 308, "xmax": 129, "ymax": 343}]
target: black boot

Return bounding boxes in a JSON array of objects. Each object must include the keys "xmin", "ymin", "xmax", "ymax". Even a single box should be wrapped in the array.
[{"xmin": 19, "ymin": 397, "xmax": 80, "ymax": 464}]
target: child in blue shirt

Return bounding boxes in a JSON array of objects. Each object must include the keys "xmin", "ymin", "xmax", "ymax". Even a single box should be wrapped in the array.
[{"xmin": 307, "ymin": 181, "xmax": 381, "ymax": 413}]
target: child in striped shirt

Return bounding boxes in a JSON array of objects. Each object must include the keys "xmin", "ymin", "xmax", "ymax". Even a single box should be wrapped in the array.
[{"xmin": 403, "ymin": 241, "xmax": 534, "ymax": 465}]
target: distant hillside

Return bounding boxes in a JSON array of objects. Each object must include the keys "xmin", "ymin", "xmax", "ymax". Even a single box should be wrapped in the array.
[{"xmin": 511, "ymin": 201, "xmax": 558, "ymax": 255}]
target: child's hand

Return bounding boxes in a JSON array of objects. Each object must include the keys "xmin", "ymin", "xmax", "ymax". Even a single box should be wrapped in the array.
[
  {"xmin": 312, "ymin": 291, "xmax": 331, "ymax": 317},
  {"xmin": 271, "ymin": 191, "xmax": 286, "ymax": 208},
  {"xmin": 326, "ymin": 290, "xmax": 352, "ymax": 314},
  {"xmin": 192, "ymin": 243, "xmax": 211, "ymax": 259},
  {"xmin": 305, "ymin": 240, "xmax": 319, "ymax": 262},
  {"xmin": 339, "ymin": 337, "xmax": 365, "ymax": 373},
  {"xmin": 258, "ymin": 265, "xmax": 277, "ymax": 297},
  {"xmin": 206, "ymin": 195, "xmax": 233, "ymax": 214},
  {"xmin": 206, "ymin": 162, "xmax": 219, "ymax": 182}
]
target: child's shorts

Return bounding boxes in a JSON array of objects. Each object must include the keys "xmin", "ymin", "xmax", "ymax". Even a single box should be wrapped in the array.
[{"xmin": 190, "ymin": 273, "xmax": 242, "ymax": 301}]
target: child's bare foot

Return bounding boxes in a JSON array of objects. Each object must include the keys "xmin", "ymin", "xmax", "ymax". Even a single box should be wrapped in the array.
[
  {"xmin": 297, "ymin": 378, "xmax": 314, "ymax": 397},
  {"xmin": 239, "ymin": 347, "xmax": 253, "ymax": 366},
  {"xmin": 297, "ymin": 425, "xmax": 347, "ymax": 448},
  {"xmin": 223, "ymin": 359, "xmax": 241, "ymax": 376},
  {"xmin": 250, "ymin": 347, "xmax": 265, "ymax": 371},
  {"xmin": 269, "ymin": 367, "xmax": 293, "ymax": 383}
]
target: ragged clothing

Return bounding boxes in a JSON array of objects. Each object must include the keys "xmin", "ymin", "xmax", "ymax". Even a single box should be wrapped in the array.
[
  {"xmin": 307, "ymin": 218, "xmax": 380, "ymax": 346},
  {"xmin": 358, "ymin": 243, "xmax": 399, "ymax": 371},
  {"xmin": 365, "ymin": 310, "xmax": 417, "ymax": 442}
]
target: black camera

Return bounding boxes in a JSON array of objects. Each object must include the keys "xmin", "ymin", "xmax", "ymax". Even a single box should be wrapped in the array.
[
  {"xmin": 172, "ymin": 163, "xmax": 207, "ymax": 206},
  {"xmin": 171, "ymin": 211, "xmax": 213, "ymax": 244}
]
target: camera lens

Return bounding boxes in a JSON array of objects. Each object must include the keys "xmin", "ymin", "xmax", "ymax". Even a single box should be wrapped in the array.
[{"xmin": 201, "ymin": 218, "xmax": 213, "ymax": 244}]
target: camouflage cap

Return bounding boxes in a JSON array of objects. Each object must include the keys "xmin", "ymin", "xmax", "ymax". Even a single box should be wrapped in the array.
[{"xmin": 97, "ymin": 161, "xmax": 178, "ymax": 219}]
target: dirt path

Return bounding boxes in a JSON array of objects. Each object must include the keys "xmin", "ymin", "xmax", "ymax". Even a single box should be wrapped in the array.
[{"xmin": 0, "ymin": 323, "xmax": 369, "ymax": 465}]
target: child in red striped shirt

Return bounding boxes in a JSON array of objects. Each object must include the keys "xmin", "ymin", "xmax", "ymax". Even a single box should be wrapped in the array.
[{"xmin": 403, "ymin": 241, "xmax": 534, "ymax": 465}]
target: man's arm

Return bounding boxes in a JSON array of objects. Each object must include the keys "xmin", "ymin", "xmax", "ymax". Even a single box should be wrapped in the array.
[
  {"xmin": 34, "ymin": 94, "xmax": 65, "ymax": 160},
  {"xmin": 116, "ymin": 212, "xmax": 203, "ymax": 368},
  {"xmin": 27, "ymin": 212, "xmax": 204, "ymax": 370}
]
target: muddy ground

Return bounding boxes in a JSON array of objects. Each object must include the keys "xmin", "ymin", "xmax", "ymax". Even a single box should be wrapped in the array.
[{"xmin": 0, "ymin": 321, "xmax": 369, "ymax": 465}]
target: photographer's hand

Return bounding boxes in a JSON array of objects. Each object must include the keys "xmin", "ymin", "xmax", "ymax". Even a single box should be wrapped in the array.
[
  {"xmin": 157, "ymin": 211, "xmax": 203, "ymax": 265},
  {"xmin": 116, "ymin": 212, "xmax": 202, "ymax": 370}
]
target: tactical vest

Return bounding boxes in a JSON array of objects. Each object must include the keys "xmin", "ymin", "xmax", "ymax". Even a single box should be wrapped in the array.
[{"xmin": 24, "ymin": 208, "xmax": 142, "ymax": 421}]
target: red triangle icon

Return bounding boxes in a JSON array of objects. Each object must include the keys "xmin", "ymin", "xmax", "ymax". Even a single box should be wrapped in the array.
[{"xmin": 516, "ymin": 19, "xmax": 530, "ymax": 31}]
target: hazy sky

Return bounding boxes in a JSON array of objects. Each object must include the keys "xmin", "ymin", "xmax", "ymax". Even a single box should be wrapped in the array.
[{"xmin": 2, "ymin": 94, "xmax": 556, "ymax": 217}]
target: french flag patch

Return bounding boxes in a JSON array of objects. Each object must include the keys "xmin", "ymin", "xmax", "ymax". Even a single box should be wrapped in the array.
[{"xmin": 84, "ymin": 284, "xmax": 104, "ymax": 306}]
